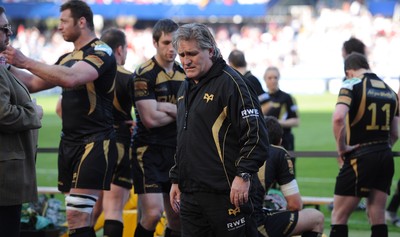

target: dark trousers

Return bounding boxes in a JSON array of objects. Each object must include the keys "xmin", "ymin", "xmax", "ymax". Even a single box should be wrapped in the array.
[
  {"xmin": 180, "ymin": 192, "xmax": 257, "ymax": 237},
  {"xmin": 0, "ymin": 204, "xmax": 22, "ymax": 237}
]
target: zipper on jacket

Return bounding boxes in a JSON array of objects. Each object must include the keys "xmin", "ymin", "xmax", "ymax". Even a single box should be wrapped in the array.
[
  {"xmin": 183, "ymin": 80, "xmax": 189, "ymax": 130},
  {"xmin": 184, "ymin": 110, "xmax": 188, "ymax": 130}
]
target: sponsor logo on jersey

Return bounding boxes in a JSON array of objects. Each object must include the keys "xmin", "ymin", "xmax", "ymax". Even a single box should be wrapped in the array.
[
  {"xmin": 342, "ymin": 77, "xmax": 361, "ymax": 90},
  {"xmin": 203, "ymin": 93, "xmax": 214, "ymax": 103},
  {"xmin": 228, "ymin": 207, "xmax": 241, "ymax": 216},
  {"xmin": 241, "ymin": 108, "xmax": 259, "ymax": 119},
  {"xmin": 94, "ymin": 44, "xmax": 112, "ymax": 56},
  {"xmin": 226, "ymin": 217, "xmax": 245, "ymax": 231}
]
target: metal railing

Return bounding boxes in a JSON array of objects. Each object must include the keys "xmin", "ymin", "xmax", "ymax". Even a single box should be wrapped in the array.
[{"xmin": 37, "ymin": 148, "xmax": 400, "ymax": 157}]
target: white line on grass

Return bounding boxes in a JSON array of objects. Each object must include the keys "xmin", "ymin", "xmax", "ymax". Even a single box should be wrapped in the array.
[
  {"xmin": 37, "ymin": 168, "xmax": 58, "ymax": 175},
  {"xmin": 297, "ymin": 177, "xmax": 335, "ymax": 184}
]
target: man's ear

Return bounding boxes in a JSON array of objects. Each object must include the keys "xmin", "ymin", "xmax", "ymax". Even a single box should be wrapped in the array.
[
  {"xmin": 345, "ymin": 69, "xmax": 354, "ymax": 79},
  {"xmin": 209, "ymin": 48, "xmax": 214, "ymax": 58},
  {"xmin": 116, "ymin": 45, "xmax": 123, "ymax": 57}
]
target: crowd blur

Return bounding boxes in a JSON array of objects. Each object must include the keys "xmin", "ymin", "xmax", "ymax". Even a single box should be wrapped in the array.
[
  {"xmin": 8, "ymin": 1, "xmax": 400, "ymax": 85},
  {"xmin": 2, "ymin": 0, "xmax": 267, "ymax": 4}
]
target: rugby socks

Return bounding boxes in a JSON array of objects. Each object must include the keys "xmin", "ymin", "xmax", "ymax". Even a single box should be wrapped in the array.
[
  {"xmin": 302, "ymin": 231, "xmax": 322, "ymax": 237},
  {"xmin": 134, "ymin": 223, "xmax": 154, "ymax": 237},
  {"xmin": 371, "ymin": 224, "xmax": 388, "ymax": 237},
  {"xmin": 103, "ymin": 219, "xmax": 123, "ymax": 237},
  {"xmin": 69, "ymin": 226, "xmax": 96, "ymax": 237},
  {"xmin": 164, "ymin": 227, "xmax": 181, "ymax": 237},
  {"xmin": 329, "ymin": 224, "xmax": 348, "ymax": 237}
]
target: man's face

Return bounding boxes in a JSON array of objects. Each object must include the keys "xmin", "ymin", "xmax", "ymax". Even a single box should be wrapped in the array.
[
  {"xmin": 0, "ymin": 13, "xmax": 12, "ymax": 52},
  {"xmin": 58, "ymin": 9, "xmax": 80, "ymax": 43},
  {"xmin": 154, "ymin": 32, "xmax": 176, "ymax": 64},
  {"xmin": 177, "ymin": 39, "xmax": 213, "ymax": 82}
]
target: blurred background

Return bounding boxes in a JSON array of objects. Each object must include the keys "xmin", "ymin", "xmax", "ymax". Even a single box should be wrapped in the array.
[
  {"xmin": 2, "ymin": 0, "xmax": 400, "ymax": 95},
  {"xmin": 5, "ymin": 2, "xmax": 400, "ymax": 235}
]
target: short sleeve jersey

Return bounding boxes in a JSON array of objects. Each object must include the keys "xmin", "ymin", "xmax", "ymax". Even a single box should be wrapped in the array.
[
  {"xmin": 243, "ymin": 71, "xmax": 265, "ymax": 96},
  {"xmin": 258, "ymin": 145, "xmax": 295, "ymax": 191},
  {"xmin": 56, "ymin": 39, "xmax": 117, "ymax": 143},
  {"xmin": 113, "ymin": 65, "xmax": 134, "ymax": 143},
  {"xmin": 133, "ymin": 57, "xmax": 185, "ymax": 147},
  {"xmin": 336, "ymin": 73, "xmax": 399, "ymax": 145},
  {"xmin": 266, "ymin": 89, "xmax": 298, "ymax": 135}
]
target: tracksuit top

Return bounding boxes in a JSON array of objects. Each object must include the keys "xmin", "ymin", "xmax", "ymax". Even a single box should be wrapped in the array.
[{"xmin": 170, "ymin": 58, "xmax": 269, "ymax": 193}]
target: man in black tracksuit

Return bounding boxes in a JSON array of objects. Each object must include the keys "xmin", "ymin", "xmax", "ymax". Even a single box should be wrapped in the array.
[{"xmin": 169, "ymin": 23, "xmax": 269, "ymax": 237}]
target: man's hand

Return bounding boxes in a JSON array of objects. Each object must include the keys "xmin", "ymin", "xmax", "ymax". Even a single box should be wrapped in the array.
[
  {"xmin": 338, "ymin": 144, "xmax": 359, "ymax": 161},
  {"xmin": 170, "ymin": 183, "xmax": 181, "ymax": 213},
  {"xmin": 32, "ymin": 98, "xmax": 43, "ymax": 120},
  {"xmin": 3, "ymin": 46, "xmax": 28, "ymax": 69},
  {"xmin": 230, "ymin": 176, "xmax": 250, "ymax": 208}
]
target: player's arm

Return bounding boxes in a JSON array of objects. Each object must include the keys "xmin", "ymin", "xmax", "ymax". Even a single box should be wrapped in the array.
[
  {"xmin": 280, "ymin": 180, "xmax": 302, "ymax": 211},
  {"xmin": 135, "ymin": 99, "xmax": 175, "ymax": 129},
  {"xmin": 280, "ymin": 95, "xmax": 299, "ymax": 128},
  {"xmin": 5, "ymin": 45, "xmax": 99, "ymax": 88},
  {"xmin": 279, "ymin": 117, "xmax": 299, "ymax": 128},
  {"xmin": 332, "ymin": 103, "xmax": 350, "ymax": 157},
  {"xmin": 8, "ymin": 66, "xmax": 55, "ymax": 93},
  {"xmin": 157, "ymin": 101, "xmax": 177, "ymax": 118}
]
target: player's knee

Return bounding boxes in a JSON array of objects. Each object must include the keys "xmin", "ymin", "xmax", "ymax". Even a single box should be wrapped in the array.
[
  {"xmin": 141, "ymin": 209, "xmax": 163, "ymax": 227},
  {"xmin": 314, "ymin": 211, "xmax": 325, "ymax": 231}
]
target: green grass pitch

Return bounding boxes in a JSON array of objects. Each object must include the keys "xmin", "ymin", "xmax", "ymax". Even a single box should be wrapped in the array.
[{"xmin": 33, "ymin": 93, "xmax": 400, "ymax": 236}]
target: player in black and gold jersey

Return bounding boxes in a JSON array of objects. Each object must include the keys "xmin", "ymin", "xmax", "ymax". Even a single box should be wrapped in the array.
[
  {"xmin": 330, "ymin": 52, "xmax": 399, "ymax": 237},
  {"xmin": 131, "ymin": 19, "xmax": 185, "ymax": 237},
  {"xmin": 255, "ymin": 116, "xmax": 324, "ymax": 237},
  {"xmin": 4, "ymin": 1, "xmax": 117, "ymax": 236},
  {"xmin": 263, "ymin": 66, "xmax": 299, "ymax": 177},
  {"xmin": 263, "ymin": 66, "xmax": 299, "ymax": 152},
  {"xmin": 98, "ymin": 27, "xmax": 134, "ymax": 237}
]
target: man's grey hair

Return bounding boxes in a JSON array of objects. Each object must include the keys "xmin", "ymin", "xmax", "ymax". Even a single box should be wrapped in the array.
[{"xmin": 172, "ymin": 23, "xmax": 221, "ymax": 61}]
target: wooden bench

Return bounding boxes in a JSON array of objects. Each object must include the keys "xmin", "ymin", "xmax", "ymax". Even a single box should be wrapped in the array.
[
  {"xmin": 37, "ymin": 186, "xmax": 60, "ymax": 195},
  {"xmin": 302, "ymin": 196, "xmax": 333, "ymax": 210}
]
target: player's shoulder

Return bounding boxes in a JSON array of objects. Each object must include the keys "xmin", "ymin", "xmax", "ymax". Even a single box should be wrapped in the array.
[
  {"xmin": 117, "ymin": 65, "xmax": 133, "ymax": 75},
  {"xmin": 269, "ymin": 145, "xmax": 291, "ymax": 160},
  {"xmin": 341, "ymin": 77, "xmax": 362, "ymax": 90},
  {"xmin": 135, "ymin": 58, "xmax": 157, "ymax": 76},
  {"xmin": 91, "ymin": 40, "xmax": 113, "ymax": 57}
]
